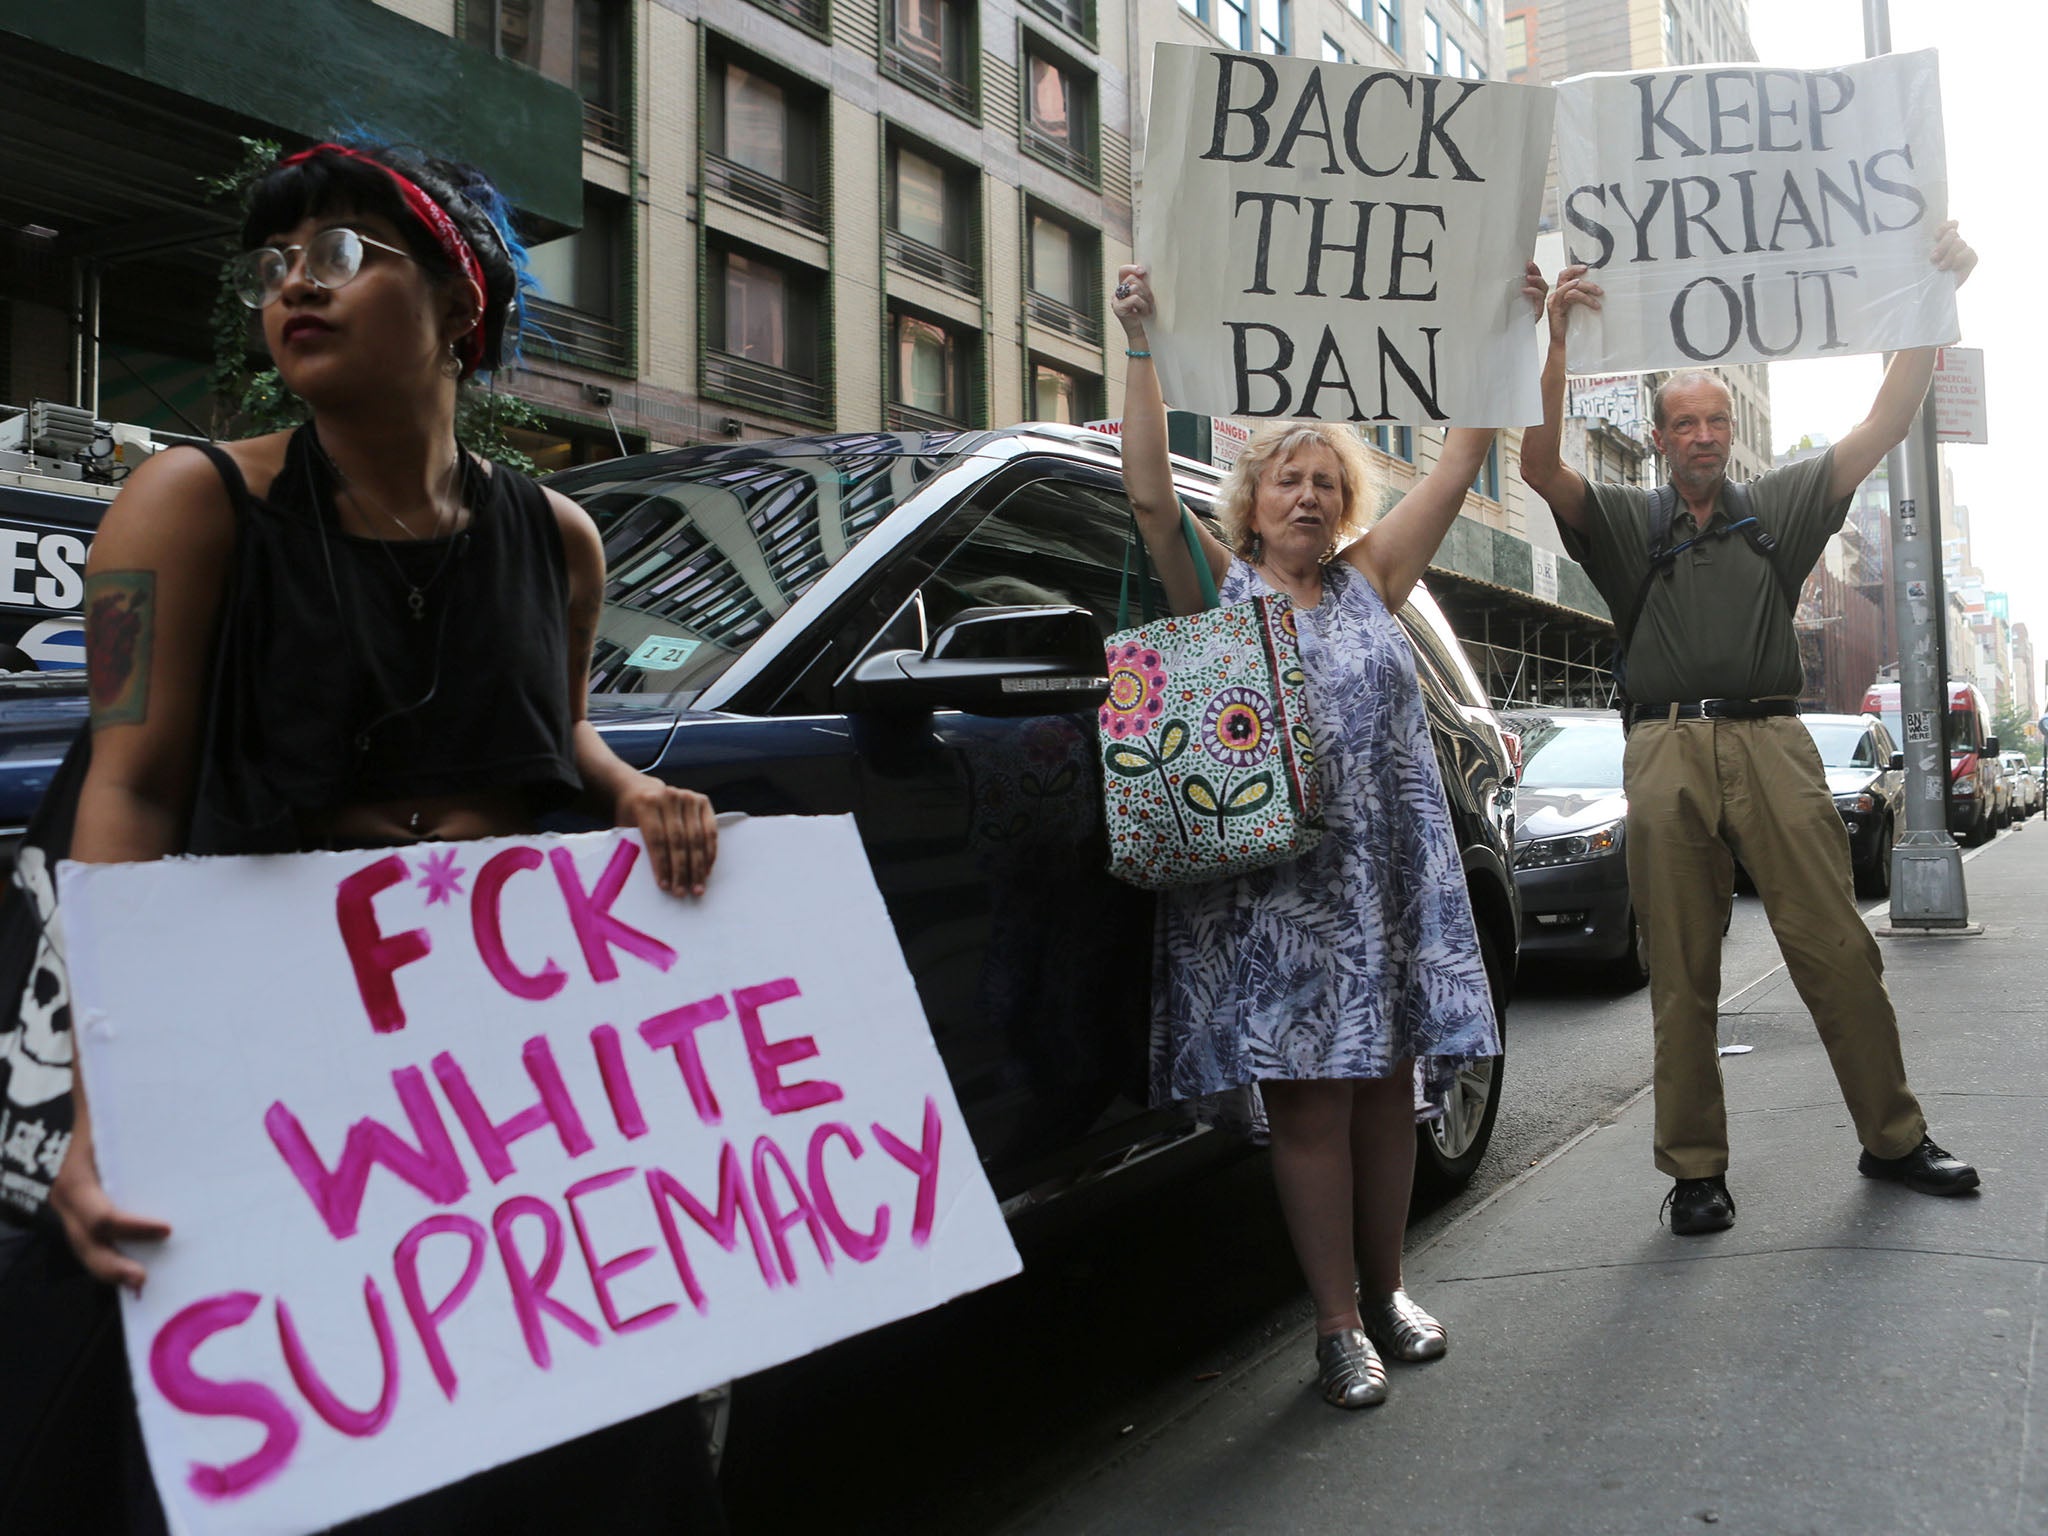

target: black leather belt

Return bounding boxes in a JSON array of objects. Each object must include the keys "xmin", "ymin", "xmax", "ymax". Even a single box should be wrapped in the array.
[{"xmin": 1630, "ymin": 699, "xmax": 1800, "ymax": 723}]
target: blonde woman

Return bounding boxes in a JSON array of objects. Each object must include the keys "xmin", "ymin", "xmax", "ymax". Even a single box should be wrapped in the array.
[{"xmin": 1111, "ymin": 263, "xmax": 1538, "ymax": 1409}]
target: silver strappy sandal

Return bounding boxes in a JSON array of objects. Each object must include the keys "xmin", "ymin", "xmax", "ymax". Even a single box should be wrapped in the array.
[
  {"xmin": 1314, "ymin": 1328, "xmax": 1389, "ymax": 1408},
  {"xmin": 1360, "ymin": 1289, "xmax": 1448, "ymax": 1362}
]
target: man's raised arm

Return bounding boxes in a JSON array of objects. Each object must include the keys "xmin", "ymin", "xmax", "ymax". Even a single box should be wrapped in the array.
[
  {"xmin": 1518, "ymin": 265, "xmax": 1600, "ymax": 533},
  {"xmin": 1827, "ymin": 220, "xmax": 1979, "ymax": 503}
]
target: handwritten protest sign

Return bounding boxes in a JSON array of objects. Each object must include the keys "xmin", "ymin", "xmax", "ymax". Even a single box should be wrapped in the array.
[
  {"xmin": 62, "ymin": 818, "xmax": 1020, "ymax": 1536},
  {"xmin": 1138, "ymin": 43, "xmax": 1552, "ymax": 426},
  {"xmin": 1555, "ymin": 50, "xmax": 1956, "ymax": 372}
]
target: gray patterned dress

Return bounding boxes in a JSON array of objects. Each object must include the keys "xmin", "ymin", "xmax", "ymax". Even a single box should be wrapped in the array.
[{"xmin": 1150, "ymin": 556, "xmax": 1501, "ymax": 1134}]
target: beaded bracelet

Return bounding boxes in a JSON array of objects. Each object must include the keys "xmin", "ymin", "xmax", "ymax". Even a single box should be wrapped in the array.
[{"xmin": 1125, "ymin": 348, "xmax": 1151, "ymax": 358}]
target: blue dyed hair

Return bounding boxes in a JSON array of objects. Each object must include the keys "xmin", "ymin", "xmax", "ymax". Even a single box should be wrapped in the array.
[{"xmin": 240, "ymin": 135, "xmax": 534, "ymax": 378}]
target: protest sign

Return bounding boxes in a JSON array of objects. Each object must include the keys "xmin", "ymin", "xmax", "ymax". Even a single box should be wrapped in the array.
[
  {"xmin": 1554, "ymin": 50, "xmax": 1956, "ymax": 372},
  {"xmin": 62, "ymin": 818, "xmax": 1020, "ymax": 1536},
  {"xmin": 1138, "ymin": 43, "xmax": 1553, "ymax": 426}
]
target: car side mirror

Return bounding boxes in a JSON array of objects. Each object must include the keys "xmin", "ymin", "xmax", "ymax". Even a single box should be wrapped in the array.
[
  {"xmin": 1985, "ymin": 736, "xmax": 2000, "ymax": 757},
  {"xmin": 836, "ymin": 605, "xmax": 1110, "ymax": 718},
  {"xmin": 1889, "ymin": 751, "xmax": 1904, "ymax": 771}
]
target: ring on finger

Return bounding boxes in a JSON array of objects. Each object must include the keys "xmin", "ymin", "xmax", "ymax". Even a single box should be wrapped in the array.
[{"xmin": 1114, "ymin": 282, "xmax": 1132, "ymax": 299}]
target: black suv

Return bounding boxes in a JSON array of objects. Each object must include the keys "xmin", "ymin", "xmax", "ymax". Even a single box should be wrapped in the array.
[
  {"xmin": 0, "ymin": 426, "xmax": 1520, "ymax": 1206},
  {"xmin": 549, "ymin": 425, "xmax": 1519, "ymax": 1204}
]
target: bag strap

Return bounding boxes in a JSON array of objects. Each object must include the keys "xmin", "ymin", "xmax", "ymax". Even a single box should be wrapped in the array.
[
  {"xmin": 1117, "ymin": 503, "xmax": 1221, "ymax": 629},
  {"xmin": 1616, "ymin": 482, "xmax": 1682, "ymax": 656}
]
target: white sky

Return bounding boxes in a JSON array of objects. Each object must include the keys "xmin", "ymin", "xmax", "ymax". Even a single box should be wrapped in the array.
[{"xmin": 1745, "ymin": 2, "xmax": 2041, "ymax": 652}]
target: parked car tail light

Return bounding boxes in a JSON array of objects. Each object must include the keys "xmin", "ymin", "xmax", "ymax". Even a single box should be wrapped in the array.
[{"xmin": 1513, "ymin": 819, "xmax": 1623, "ymax": 869}]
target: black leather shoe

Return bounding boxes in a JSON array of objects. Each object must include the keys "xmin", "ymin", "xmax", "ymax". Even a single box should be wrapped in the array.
[
  {"xmin": 1661, "ymin": 1175, "xmax": 1736, "ymax": 1235},
  {"xmin": 1858, "ymin": 1136, "xmax": 1980, "ymax": 1195}
]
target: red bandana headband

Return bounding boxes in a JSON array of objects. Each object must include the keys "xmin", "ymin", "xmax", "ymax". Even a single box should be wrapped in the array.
[{"xmin": 281, "ymin": 142, "xmax": 489, "ymax": 376}]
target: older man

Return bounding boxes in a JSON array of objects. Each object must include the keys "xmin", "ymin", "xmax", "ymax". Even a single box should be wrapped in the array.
[{"xmin": 1519, "ymin": 225, "xmax": 1981, "ymax": 1235}]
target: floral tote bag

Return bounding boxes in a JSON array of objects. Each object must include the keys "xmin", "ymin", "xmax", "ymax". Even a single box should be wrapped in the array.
[{"xmin": 1098, "ymin": 510, "xmax": 1323, "ymax": 889}]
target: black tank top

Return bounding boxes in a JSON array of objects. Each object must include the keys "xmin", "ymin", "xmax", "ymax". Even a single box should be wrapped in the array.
[{"xmin": 184, "ymin": 426, "xmax": 580, "ymax": 854}]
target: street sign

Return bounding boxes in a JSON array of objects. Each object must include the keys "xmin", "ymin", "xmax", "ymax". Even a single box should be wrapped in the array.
[{"xmin": 1932, "ymin": 347, "xmax": 1988, "ymax": 444}]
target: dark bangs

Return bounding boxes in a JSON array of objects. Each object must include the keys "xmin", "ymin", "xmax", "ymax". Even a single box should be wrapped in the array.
[{"xmin": 238, "ymin": 153, "xmax": 453, "ymax": 280}]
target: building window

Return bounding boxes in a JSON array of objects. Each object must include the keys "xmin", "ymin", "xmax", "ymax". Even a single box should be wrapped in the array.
[
  {"xmin": 1663, "ymin": 0, "xmax": 1680, "ymax": 60},
  {"xmin": 1369, "ymin": 0, "xmax": 1401, "ymax": 53},
  {"xmin": 705, "ymin": 53, "xmax": 826, "ymax": 234},
  {"xmin": 1022, "ymin": 0, "xmax": 1090, "ymax": 42},
  {"xmin": 1470, "ymin": 434, "xmax": 1500, "ymax": 500},
  {"xmin": 1183, "ymin": 0, "xmax": 1252, "ymax": 49},
  {"xmin": 1257, "ymin": 0, "xmax": 1290, "ymax": 54},
  {"xmin": 1321, "ymin": 33, "xmax": 1345, "ymax": 61},
  {"xmin": 1025, "ymin": 205, "xmax": 1101, "ymax": 343},
  {"xmin": 1021, "ymin": 42, "xmax": 1097, "ymax": 183},
  {"xmin": 1032, "ymin": 359, "xmax": 1098, "ymax": 424},
  {"xmin": 1442, "ymin": 31, "xmax": 1464, "ymax": 77},
  {"xmin": 1462, "ymin": 0, "xmax": 1483, "ymax": 20},
  {"xmin": 465, "ymin": 2, "xmax": 630, "ymax": 150},
  {"xmin": 1367, "ymin": 424, "xmax": 1413, "ymax": 462},
  {"xmin": 884, "ymin": 0, "xmax": 975, "ymax": 115},
  {"xmin": 706, "ymin": 243, "xmax": 829, "ymax": 420},
  {"xmin": 885, "ymin": 135, "xmax": 979, "ymax": 295},
  {"xmin": 525, "ymin": 190, "xmax": 630, "ymax": 373},
  {"xmin": 889, "ymin": 307, "xmax": 977, "ymax": 429},
  {"xmin": 1423, "ymin": 10, "xmax": 1443, "ymax": 72}
]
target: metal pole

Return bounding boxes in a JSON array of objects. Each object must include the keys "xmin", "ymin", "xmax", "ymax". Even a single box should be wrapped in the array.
[{"xmin": 1868, "ymin": 0, "xmax": 1971, "ymax": 928}]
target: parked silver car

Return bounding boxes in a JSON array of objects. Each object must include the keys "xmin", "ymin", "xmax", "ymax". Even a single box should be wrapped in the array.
[{"xmin": 2001, "ymin": 751, "xmax": 2040, "ymax": 821}]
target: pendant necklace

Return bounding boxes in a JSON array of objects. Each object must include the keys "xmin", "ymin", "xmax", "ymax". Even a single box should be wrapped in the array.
[{"xmin": 316, "ymin": 438, "xmax": 467, "ymax": 620}]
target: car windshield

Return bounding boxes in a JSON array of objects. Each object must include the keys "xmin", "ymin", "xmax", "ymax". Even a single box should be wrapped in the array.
[
  {"xmin": 1515, "ymin": 717, "xmax": 1625, "ymax": 789},
  {"xmin": 1804, "ymin": 722, "xmax": 1874, "ymax": 767},
  {"xmin": 555, "ymin": 439, "xmax": 964, "ymax": 700}
]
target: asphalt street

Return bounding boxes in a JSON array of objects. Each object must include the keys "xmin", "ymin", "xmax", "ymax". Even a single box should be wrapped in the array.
[{"xmin": 719, "ymin": 839, "xmax": 1906, "ymax": 1533}]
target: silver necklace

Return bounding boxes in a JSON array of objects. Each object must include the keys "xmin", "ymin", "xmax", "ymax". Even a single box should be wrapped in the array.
[{"xmin": 317, "ymin": 439, "xmax": 466, "ymax": 621}]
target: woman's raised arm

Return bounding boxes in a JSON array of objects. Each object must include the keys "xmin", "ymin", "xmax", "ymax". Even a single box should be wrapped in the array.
[{"xmin": 1110, "ymin": 265, "xmax": 1230, "ymax": 617}]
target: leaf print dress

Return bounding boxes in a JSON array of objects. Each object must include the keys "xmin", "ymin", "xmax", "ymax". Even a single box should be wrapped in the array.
[{"xmin": 1150, "ymin": 557, "xmax": 1501, "ymax": 1135}]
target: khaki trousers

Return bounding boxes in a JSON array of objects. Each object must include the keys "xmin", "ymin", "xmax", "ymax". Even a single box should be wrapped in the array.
[{"xmin": 1623, "ymin": 715, "xmax": 1927, "ymax": 1178}]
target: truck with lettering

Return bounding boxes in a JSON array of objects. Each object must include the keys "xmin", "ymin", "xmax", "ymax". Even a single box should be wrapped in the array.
[{"xmin": 1861, "ymin": 679, "xmax": 2003, "ymax": 845}]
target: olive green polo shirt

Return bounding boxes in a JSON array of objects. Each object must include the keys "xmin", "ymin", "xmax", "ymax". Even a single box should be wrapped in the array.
[{"xmin": 1558, "ymin": 449, "xmax": 1851, "ymax": 705}]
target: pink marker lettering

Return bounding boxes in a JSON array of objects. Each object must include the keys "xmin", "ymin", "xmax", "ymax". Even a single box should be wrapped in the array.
[
  {"xmin": 472, "ymin": 846, "xmax": 568, "ymax": 1002},
  {"xmin": 645, "ymin": 1145, "xmax": 780, "ymax": 1311},
  {"xmin": 566, "ymin": 1166, "xmax": 677, "ymax": 1336},
  {"xmin": 806, "ymin": 1121, "xmax": 891, "ymax": 1263},
  {"xmin": 637, "ymin": 995, "xmax": 730, "ymax": 1126},
  {"xmin": 591, "ymin": 1024, "xmax": 648, "ymax": 1139},
  {"xmin": 873, "ymin": 1096, "xmax": 944, "ymax": 1247},
  {"xmin": 393, "ymin": 1213, "xmax": 487, "ymax": 1400},
  {"xmin": 264, "ymin": 1067, "xmax": 470, "ymax": 1240},
  {"xmin": 335, "ymin": 855, "xmax": 431, "ymax": 1034},
  {"xmin": 752, "ymin": 1135, "xmax": 834, "ymax": 1284},
  {"xmin": 492, "ymin": 1194, "xmax": 602, "ymax": 1369},
  {"xmin": 276, "ymin": 1279, "xmax": 400, "ymax": 1438},
  {"xmin": 548, "ymin": 841, "xmax": 676, "ymax": 982},
  {"xmin": 148, "ymin": 1292, "xmax": 300, "ymax": 1501},
  {"xmin": 433, "ymin": 1037, "xmax": 594, "ymax": 1183},
  {"xmin": 734, "ymin": 978, "xmax": 843, "ymax": 1116}
]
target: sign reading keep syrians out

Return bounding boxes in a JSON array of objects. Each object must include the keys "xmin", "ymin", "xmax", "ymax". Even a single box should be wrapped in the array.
[
  {"xmin": 1555, "ymin": 50, "xmax": 1958, "ymax": 372},
  {"xmin": 1139, "ymin": 44, "xmax": 1553, "ymax": 426}
]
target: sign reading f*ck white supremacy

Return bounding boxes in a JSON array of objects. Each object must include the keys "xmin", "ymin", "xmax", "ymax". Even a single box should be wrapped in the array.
[
  {"xmin": 1138, "ymin": 43, "xmax": 1553, "ymax": 426},
  {"xmin": 1554, "ymin": 50, "xmax": 1957, "ymax": 372}
]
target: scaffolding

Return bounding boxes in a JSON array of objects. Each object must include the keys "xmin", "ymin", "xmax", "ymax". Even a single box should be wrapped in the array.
[{"xmin": 1427, "ymin": 573, "xmax": 1619, "ymax": 710}]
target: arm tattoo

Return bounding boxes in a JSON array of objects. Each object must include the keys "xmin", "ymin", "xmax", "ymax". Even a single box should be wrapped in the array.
[{"xmin": 85, "ymin": 570, "xmax": 156, "ymax": 728}]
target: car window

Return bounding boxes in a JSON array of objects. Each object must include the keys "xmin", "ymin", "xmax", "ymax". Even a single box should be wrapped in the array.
[
  {"xmin": 573, "ymin": 449, "xmax": 934, "ymax": 699},
  {"xmin": 917, "ymin": 476, "xmax": 1156, "ymax": 641},
  {"xmin": 1515, "ymin": 717, "xmax": 1626, "ymax": 789}
]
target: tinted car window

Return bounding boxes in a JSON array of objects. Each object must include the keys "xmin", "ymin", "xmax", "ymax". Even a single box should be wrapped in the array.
[
  {"xmin": 919, "ymin": 476, "xmax": 1153, "ymax": 640},
  {"xmin": 573, "ymin": 448, "xmax": 943, "ymax": 699},
  {"xmin": 1805, "ymin": 721, "xmax": 1872, "ymax": 767}
]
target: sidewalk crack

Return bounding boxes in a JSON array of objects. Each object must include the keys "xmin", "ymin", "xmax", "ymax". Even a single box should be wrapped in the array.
[{"xmin": 1438, "ymin": 1242, "xmax": 2048, "ymax": 1285}]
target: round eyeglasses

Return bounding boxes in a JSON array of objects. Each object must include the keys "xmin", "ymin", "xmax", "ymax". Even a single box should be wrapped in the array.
[{"xmin": 230, "ymin": 227, "xmax": 417, "ymax": 310}]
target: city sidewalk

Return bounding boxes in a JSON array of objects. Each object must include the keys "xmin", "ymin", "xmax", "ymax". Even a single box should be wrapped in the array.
[{"xmin": 1007, "ymin": 831, "xmax": 2048, "ymax": 1536}]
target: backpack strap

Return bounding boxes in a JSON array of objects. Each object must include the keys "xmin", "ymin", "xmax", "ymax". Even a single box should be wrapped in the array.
[
  {"xmin": 1616, "ymin": 483, "xmax": 1682, "ymax": 656},
  {"xmin": 1718, "ymin": 480, "xmax": 1799, "ymax": 613}
]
